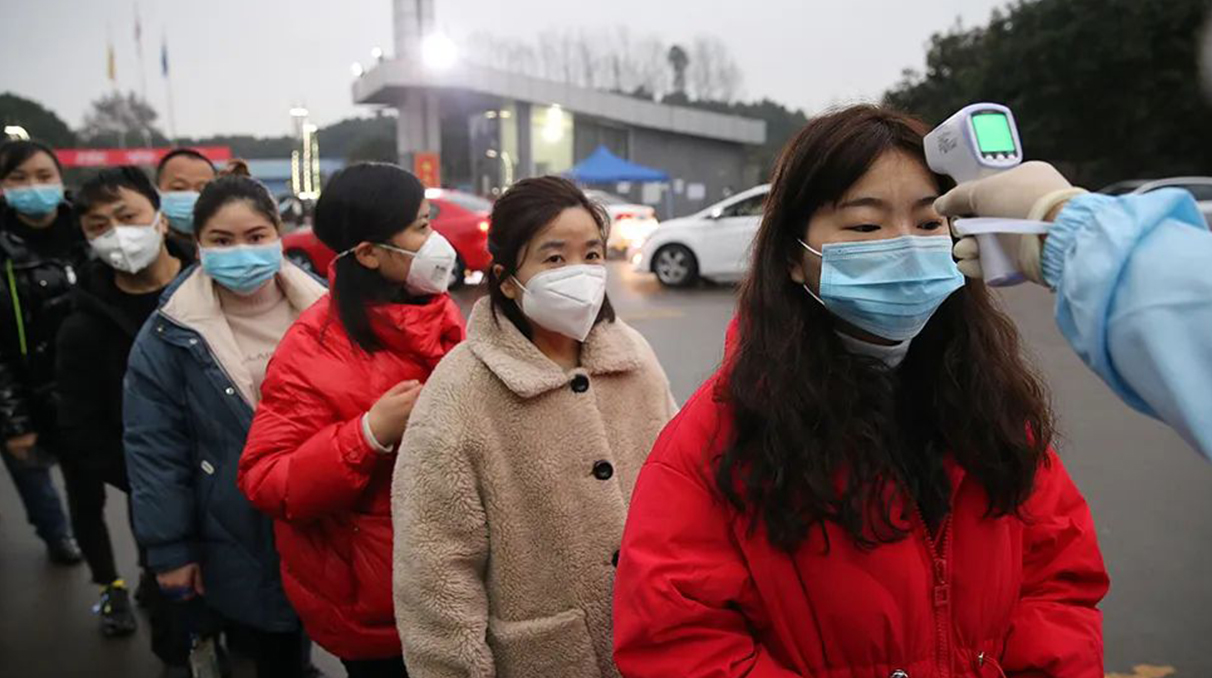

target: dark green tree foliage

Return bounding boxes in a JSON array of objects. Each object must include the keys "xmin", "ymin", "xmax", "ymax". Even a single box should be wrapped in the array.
[
  {"xmin": 884, "ymin": 0, "xmax": 1212, "ymax": 187},
  {"xmin": 0, "ymin": 93, "xmax": 77, "ymax": 147}
]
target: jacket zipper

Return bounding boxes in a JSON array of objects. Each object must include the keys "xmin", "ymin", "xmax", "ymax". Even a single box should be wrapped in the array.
[{"xmin": 912, "ymin": 501, "xmax": 953, "ymax": 678}]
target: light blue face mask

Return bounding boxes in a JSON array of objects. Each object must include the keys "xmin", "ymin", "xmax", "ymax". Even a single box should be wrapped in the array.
[
  {"xmin": 799, "ymin": 235, "xmax": 965, "ymax": 342},
  {"xmin": 160, "ymin": 191, "xmax": 199, "ymax": 233},
  {"xmin": 5, "ymin": 184, "xmax": 65, "ymax": 218},
  {"xmin": 200, "ymin": 242, "xmax": 283, "ymax": 295}
]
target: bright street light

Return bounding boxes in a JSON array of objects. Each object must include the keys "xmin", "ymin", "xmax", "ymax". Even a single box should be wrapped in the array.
[
  {"xmin": 421, "ymin": 33, "xmax": 458, "ymax": 71},
  {"xmin": 541, "ymin": 104, "xmax": 566, "ymax": 143},
  {"xmin": 4, "ymin": 125, "xmax": 30, "ymax": 140},
  {"xmin": 371, "ymin": 46, "xmax": 384, "ymax": 62},
  {"xmin": 351, "ymin": 62, "xmax": 365, "ymax": 78},
  {"xmin": 289, "ymin": 107, "xmax": 310, "ymax": 118}
]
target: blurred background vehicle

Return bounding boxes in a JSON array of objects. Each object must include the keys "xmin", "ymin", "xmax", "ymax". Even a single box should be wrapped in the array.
[
  {"xmin": 281, "ymin": 187, "xmax": 492, "ymax": 287},
  {"xmin": 584, "ymin": 189, "xmax": 660, "ymax": 257},
  {"xmin": 631, "ymin": 184, "xmax": 769, "ymax": 287}
]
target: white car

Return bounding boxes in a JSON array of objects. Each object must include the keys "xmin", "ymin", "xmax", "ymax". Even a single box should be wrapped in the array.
[
  {"xmin": 584, "ymin": 190, "xmax": 660, "ymax": 255},
  {"xmin": 631, "ymin": 185, "xmax": 770, "ymax": 287},
  {"xmin": 1100, "ymin": 177, "xmax": 1212, "ymax": 223}
]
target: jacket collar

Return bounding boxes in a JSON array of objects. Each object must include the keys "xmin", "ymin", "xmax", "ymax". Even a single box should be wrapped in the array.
[
  {"xmin": 159, "ymin": 261, "xmax": 326, "ymax": 405},
  {"xmin": 73, "ymin": 238, "xmax": 198, "ymax": 337},
  {"xmin": 358, "ymin": 294, "xmax": 466, "ymax": 369},
  {"xmin": 466, "ymin": 297, "xmax": 643, "ymax": 398}
]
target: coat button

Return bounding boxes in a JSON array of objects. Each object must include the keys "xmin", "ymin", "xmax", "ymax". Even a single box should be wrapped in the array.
[
  {"xmin": 189, "ymin": 338, "xmax": 198, "ymax": 346},
  {"xmin": 571, "ymin": 374, "xmax": 589, "ymax": 393},
  {"xmin": 224, "ymin": 387, "xmax": 235, "ymax": 395},
  {"xmin": 611, "ymin": 550, "xmax": 620, "ymax": 567},
  {"xmin": 592, "ymin": 460, "xmax": 614, "ymax": 480},
  {"xmin": 200, "ymin": 460, "xmax": 215, "ymax": 475},
  {"xmin": 890, "ymin": 671, "xmax": 909, "ymax": 678}
]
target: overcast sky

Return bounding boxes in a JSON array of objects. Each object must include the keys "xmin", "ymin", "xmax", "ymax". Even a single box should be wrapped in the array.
[{"xmin": 1, "ymin": 0, "xmax": 1009, "ymax": 139}]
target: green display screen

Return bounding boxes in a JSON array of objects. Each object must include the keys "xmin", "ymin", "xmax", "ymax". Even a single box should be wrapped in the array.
[{"xmin": 972, "ymin": 112, "xmax": 1016, "ymax": 154}]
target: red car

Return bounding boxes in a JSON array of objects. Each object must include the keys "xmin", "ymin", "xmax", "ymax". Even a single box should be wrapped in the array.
[{"xmin": 282, "ymin": 188, "xmax": 493, "ymax": 287}]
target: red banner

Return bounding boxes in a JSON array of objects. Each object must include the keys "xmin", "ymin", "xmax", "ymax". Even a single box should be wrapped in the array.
[
  {"xmin": 55, "ymin": 146, "xmax": 233, "ymax": 168},
  {"xmin": 414, "ymin": 152, "xmax": 441, "ymax": 188}
]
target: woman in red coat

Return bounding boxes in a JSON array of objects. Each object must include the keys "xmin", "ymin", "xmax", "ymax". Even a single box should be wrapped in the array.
[
  {"xmin": 238, "ymin": 163, "xmax": 464, "ymax": 678},
  {"xmin": 613, "ymin": 106, "xmax": 1109, "ymax": 678}
]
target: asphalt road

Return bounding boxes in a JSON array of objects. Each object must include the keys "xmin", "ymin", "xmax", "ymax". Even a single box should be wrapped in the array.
[{"xmin": 1, "ymin": 261, "xmax": 1208, "ymax": 676}]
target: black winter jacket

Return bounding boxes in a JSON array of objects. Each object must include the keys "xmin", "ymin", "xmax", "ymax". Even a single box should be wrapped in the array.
[
  {"xmin": 55, "ymin": 239, "xmax": 195, "ymax": 469},
  {"xmin": 0, "ymin": 201, "xmax": 87, "ymax": 441}
]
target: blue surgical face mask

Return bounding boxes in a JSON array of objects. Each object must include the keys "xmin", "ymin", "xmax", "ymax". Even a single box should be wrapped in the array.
[
  {"xmin": 798, "ymin": 235, "xmax": 964, "ymax": 342},
  {"xmin": 160, "ymin": 191, "xmax": 199, "ymax": 233},
  {"xmin": 200, "ymin": 242, "xmax": 283, "ymax": 295},
  {"xmin": 6, "ymin": 183, "xmax": 65, "ymax": 218}
]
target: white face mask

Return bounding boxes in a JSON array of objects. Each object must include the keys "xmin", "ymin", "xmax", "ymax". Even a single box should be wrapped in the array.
[
  {"xmin": 88, "ymin": 216, "xmax": 164, "ymax": 274},
  {"xmin": 379, "ymin": 232, "xmax": 458, "ymax": 296},
  {"xmin": 512, "ymin": 264, "xmax": 608, "ymax": 342}
]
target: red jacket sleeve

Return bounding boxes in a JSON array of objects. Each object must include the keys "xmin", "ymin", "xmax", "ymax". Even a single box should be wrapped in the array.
[
  {"xmin": 613, "ymin": 384, "xmax": 802, "ymax": 678},
  {"xmin": 237, "ymin": 326, "xmax": 389, "ymax": 523},
  {"xmin": 1002, "ymin": 450, "xmax": 1110, "ymax": 677}
]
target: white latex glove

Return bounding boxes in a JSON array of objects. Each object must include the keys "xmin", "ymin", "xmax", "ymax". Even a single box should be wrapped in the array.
[{"xmin": 935, "ymin": 161, "xmax": 1087, "ymax": 286}]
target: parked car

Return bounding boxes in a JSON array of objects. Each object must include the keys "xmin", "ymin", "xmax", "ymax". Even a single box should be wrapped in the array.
[
  {"xmin": 281, "ymin": 188, "xmax": 493, "ymax": 287},
  {"xmin": 584, "ymin": 189, "xmax": 660, "ymax": 256},
  {"xmin": 631, "ymin": 184, "xmax": 770, "ymax": 287},
  {"xmin": 1099, "ymin": 177, "xmax": 1212, "ymax": 223}
]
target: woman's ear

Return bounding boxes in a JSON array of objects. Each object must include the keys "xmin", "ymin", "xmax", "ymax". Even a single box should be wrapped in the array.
[
  {"xmin": 353, "ymin": 242, "xmax": 381, "ymax": 270},
  {"xmin": 495, "ymin": 264, "xmax": 519, "ymax": 300},
  {"xmin": 156, "ymin": 213, "xmax": 170, "ymax": 235},
  {"xmin": 789, "ymin": 254, "xmax": 807, "ymax": 285}
]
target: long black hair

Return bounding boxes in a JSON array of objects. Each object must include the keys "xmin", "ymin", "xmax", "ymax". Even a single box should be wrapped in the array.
[
  {"xmin": 312, "ymin": 162, "xmax": 426, "ymax": 353},
  {"xmin": 486, "ymin": 175, "xmax": 616, "ymax": 339},
  {"xmin": 719, "ymin": 105, "xmax": 1054, "ymax": 552}
]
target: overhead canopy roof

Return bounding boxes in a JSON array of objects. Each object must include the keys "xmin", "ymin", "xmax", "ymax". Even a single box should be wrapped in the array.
[
  {"xmin": 567, "ymin": 146, "xmax": 669, "ymax": 184},
  {"xmin": 353, "ymin": 60, "xmax": 766, "ymax": 146}
]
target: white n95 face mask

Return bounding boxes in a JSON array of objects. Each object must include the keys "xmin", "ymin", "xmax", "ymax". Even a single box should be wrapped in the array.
[
  {"xmin": 378, "ymin": 232, "xmax": 458, "ymax": 296},
  {"xmin": 513, "ymin": 265, "xmax": 608, "ymax": 342},
  {"xmin": 89, "ymin": 216, "xmax": 164, "ymax": 274}
]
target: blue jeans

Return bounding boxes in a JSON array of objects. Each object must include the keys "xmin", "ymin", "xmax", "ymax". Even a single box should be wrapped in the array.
[{"xmin": 2, "ymin": 447, "xmax": 71, "ymax": 543}]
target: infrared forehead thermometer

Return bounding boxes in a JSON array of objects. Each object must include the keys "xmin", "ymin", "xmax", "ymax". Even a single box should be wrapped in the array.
[{"xmin": 925, "ymin": 103, "xmax": 1049, "ymax": 286}]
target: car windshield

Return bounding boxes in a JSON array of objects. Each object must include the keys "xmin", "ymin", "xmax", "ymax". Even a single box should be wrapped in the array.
[{"xmin": 439, "ymin": 192, "xmax": 494, "ymax": 213}]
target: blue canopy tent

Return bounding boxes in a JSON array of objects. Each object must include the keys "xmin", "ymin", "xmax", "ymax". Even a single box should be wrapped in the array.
[{"xmin": 566, "ymin": 146, "xmax": 673, "ymax": 217}]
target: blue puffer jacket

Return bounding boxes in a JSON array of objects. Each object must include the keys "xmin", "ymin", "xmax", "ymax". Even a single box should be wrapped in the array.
[{"xmin": 123, "ymin": 263, "xmax": 326, "ymax": 632}]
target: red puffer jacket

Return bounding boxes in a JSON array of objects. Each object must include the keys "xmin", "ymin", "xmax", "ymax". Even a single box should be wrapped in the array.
[
  {"xmin": 238, "ymin": 294, "xmax": 465, "ymax": 660},
  {"xmin": 613, "ymin": 374, "xmax": 1109, "ymax": 678}
]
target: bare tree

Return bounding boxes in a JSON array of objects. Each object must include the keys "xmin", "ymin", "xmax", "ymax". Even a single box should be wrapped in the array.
[
  {"xmin": 688, "ymin": 36, "xmax": 742, "ymax": 101},
  {"xmin": 81, "ymin": 91, "xmax": 162, "ymax": 147},
  {"xmin": 463, "ymin": 27, "xmax": 742, "ymax": 103}
]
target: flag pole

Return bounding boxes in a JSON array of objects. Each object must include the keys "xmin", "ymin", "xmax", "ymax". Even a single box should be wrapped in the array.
[
  {"xmin": 134, "ymin": 2, "xmax": 151, "ymax": 147},
  {"xmin": 162, "ymin": 33, "xmax": 177, "ymax": 145}
]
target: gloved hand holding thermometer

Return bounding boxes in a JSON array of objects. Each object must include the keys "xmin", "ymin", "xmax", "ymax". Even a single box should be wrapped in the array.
[{"xmin": 924, "ymin": 104, "xmax": 1087, "ymax": 286}]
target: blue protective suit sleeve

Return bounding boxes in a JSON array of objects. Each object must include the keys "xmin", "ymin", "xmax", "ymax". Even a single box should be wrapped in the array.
[{"xmin": 1042, "ymin": 188, "xmax": 1212, "ymax": 460}]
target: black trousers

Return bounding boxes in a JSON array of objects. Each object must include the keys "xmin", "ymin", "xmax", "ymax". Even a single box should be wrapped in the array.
[
  {"xmin": 59, "ymin": 456, "xmax": 136, "ymax": 586},
  {"xmin": 226, "ymin": 619, "xmax": 307, "ymax": 678},
  {"xmin": 154, "ymin": 598, "xmax": 309, "ymax": 678},
  {"xmin": 341, "ymin": 656, "xmax": 409, "ymax": 678}
]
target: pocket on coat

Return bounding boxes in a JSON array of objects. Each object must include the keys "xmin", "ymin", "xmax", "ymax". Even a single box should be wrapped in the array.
[{"xmin": 487, "ymin": 608, "xmax": 600, "ymax": 678}]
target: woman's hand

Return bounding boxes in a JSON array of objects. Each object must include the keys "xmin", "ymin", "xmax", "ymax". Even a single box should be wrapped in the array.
[
  {"xmin": 156, "ymin": 563, "xmax": 205, "ymax": 600},
  {"xmin": 366, "ymin": 380, "xmax": 423, "ymax": 449},
  {"xmin": 5, "ymin": 432, "xmax": 37, "ymax": 462}
]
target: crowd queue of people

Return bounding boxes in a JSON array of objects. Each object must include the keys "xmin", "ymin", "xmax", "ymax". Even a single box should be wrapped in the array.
[{"xmin": 2, "ymin": 105, "xmax": 1111, "ymax": 677}]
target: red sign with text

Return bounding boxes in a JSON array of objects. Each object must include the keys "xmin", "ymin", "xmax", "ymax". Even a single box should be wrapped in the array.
[
  {"xmin": 414, "ymin": 152, "xmax": 441, "ymax": 188},
  {"xmin": 55, "ymin": 146, "xmax": 233, "ymax": 168}
]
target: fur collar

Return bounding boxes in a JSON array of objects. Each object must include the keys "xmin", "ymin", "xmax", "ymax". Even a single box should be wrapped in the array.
[{"xmin": 466, "ymin": 297, "xmax": 643, "ymax": 398}]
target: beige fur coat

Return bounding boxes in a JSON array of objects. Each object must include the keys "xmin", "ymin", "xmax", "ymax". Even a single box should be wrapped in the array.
[{"xmin": 391, "ymin": 297, "xmax": 677, "ymax": 678}]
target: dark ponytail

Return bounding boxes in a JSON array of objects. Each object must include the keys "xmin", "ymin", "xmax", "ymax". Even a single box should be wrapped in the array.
[{"xmin": 312, "ymin": 162, "xmax": 427, "ymax": 353}]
